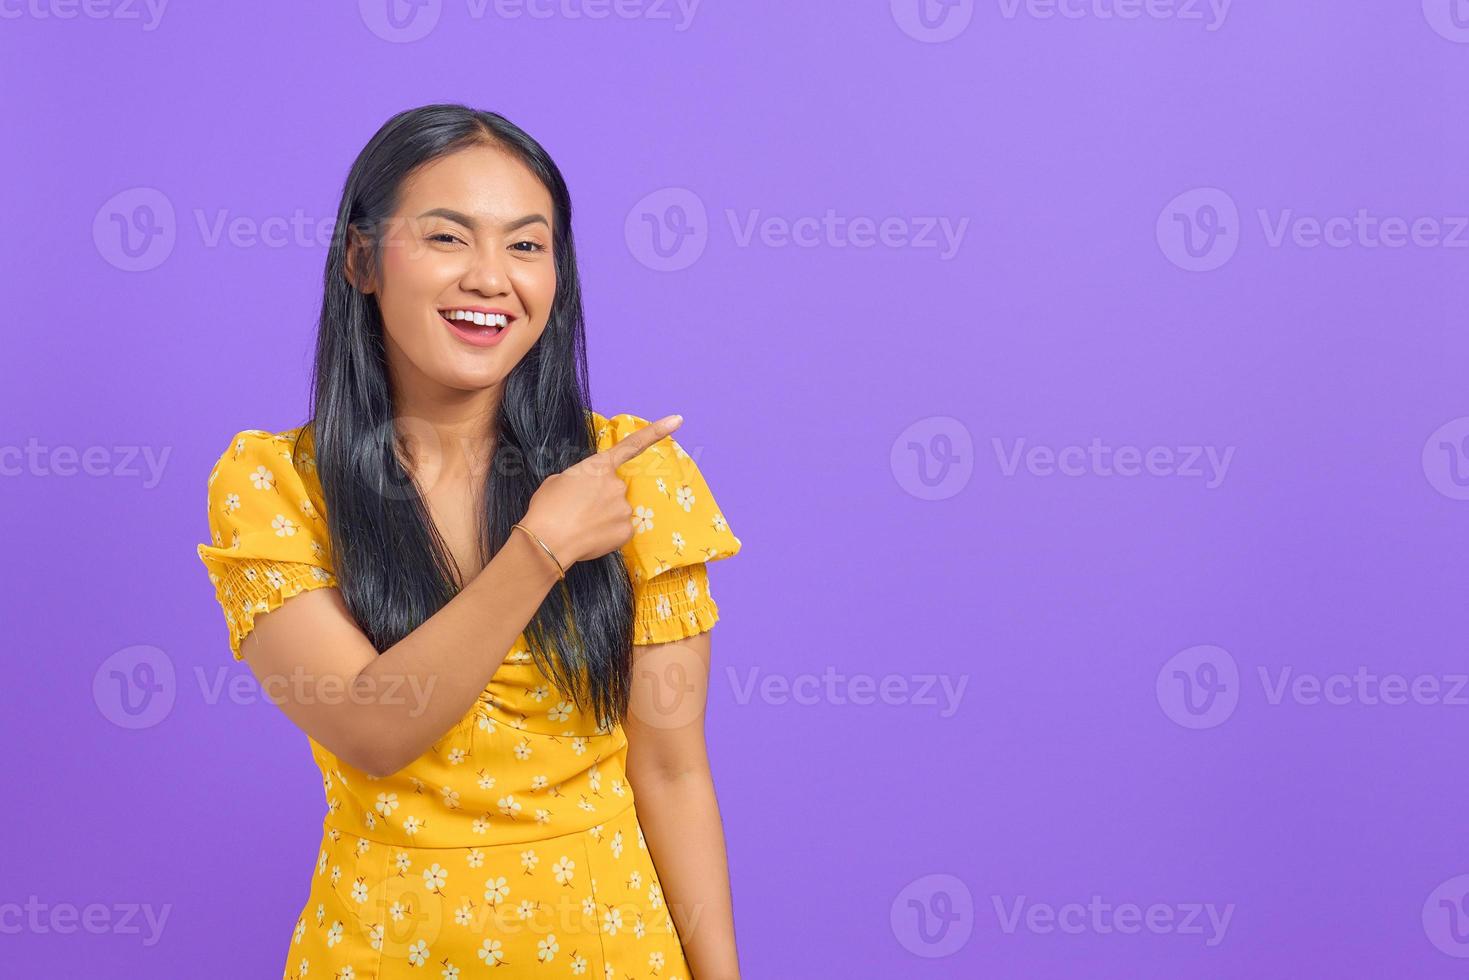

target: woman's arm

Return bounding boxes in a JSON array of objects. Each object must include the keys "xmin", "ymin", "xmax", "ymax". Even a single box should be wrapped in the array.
[
  {"xmin": 240, "ymin": 524, "xmax": 564, "ymax": 777},
  {"xmin": 623, "ymin": 629, "xmax": 742, "ymax": 980}
]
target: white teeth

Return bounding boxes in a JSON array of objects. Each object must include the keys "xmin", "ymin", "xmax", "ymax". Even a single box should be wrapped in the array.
[{"xmin": 443, "ymin": 310, "xmax": 508, "ymax": 328}]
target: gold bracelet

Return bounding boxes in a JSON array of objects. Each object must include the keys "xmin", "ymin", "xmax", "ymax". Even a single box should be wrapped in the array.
[{"xmin": 511, "ymin": 522, "xmax": 567, "ymax": 581}]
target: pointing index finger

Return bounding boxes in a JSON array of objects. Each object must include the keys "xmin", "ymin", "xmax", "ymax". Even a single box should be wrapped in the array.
[{"xmin": 602, "ymin": 414, "xmax": 683, "ymax": 471}]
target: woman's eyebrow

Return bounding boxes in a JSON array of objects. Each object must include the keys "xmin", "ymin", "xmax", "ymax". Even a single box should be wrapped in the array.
[{"xmin": 416, "ymin": 208, "xmax": 550, "ymax": 232}]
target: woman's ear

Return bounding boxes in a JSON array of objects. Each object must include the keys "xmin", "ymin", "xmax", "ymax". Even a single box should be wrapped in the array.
[{"xmin": 343, "ymin": 226, "xmax": 376, "ymax": 294}]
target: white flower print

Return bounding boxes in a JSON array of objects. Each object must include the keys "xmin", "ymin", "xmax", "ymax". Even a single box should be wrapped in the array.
[
  {"xmin": 671, "ymin": 530, "xmax": 686, "ymax": 554},
  {"xmin": 472, "ymin": 816, "xmax": 490, "ymax": 834},
  {"xmin": 649, "ymin": 951, "xmax": 665, "ymax": 970},
  {"xmin": 224, "ymin": 492, "xmax": 240, "ymax": 512},
  {"xmin": 484, "ymin": 876, "xmax": 509, "ymax": 905},
  {"xmin": 520, "ymin": 849, "xmax": 539, "ymax": 874},
  {"xmin": 441, "ymin": 963, "xmax": 460, "ymax": 979},
  {"xmin": 675, "ymin": 484, "xmax": 695, "ymax": 512},
  {"xmin": 293, "ymin": 918, "xmax": 305, "ymax": 944},
  {"xmin": 537, "ymin": 933, "xmax": 559, "ymax": 963},
  {"xmin": 407, "ymin": 939, "xmax": 430, "ymax": 966},
  {"xmin": 394, "ymin": 852, "xmax": 412, "ymax": 874},
  {"xmin": 476, "ymin": 770, "xmax": 496, "ymax": 790},
  {"xmin": 571, "ymin": 737, "xmax": 589, "ymax": 756},
  {"xmin": 655, "ymin": 477, "xmax": 667, "ymax": 496},
  {"xmin": 454, "ymin": 903, "xmax": 473, "ymax": 926},
  {"xmin": 515, "ymin": 899, "xmax": 537, "ymax": 920},
  {"xmin": 466, "ymin": 849, "xmax": 484, "ymax": 868},
  {"xmin": 712, "ymin": 513, "xmax": 728, "ymax": 533},
  {"xmin": 548, "ymin": 700, "xmax": 572, "ymax": 722},
  {"xmin": 610, "ymin": 831, "xmax": 623, "ymax": 859},
  {"xmin": 571, "ymin": 953, "xmax": 588, "ymax": 974},
  {"xmin": 422, "ymin": 863, "xmax": 447, "ymax": 892},
  {"xmin": 513, "ymin": 739, "xmax": 532, "ymax": 760},
  {"xmin": 326, "ymin": 921, "xmax": 344, "ymax": 947},
  {"xmin": 249, "ymin": 465, "xmax": 275, "ymax": 491},
  {"xmin": 534, "ymin": 808, "xmax": 551, "ymax": 825},
  {"xmin": 403, "ymin": 815, "xmax": 423, "ymax": 835},
  {"xmin": 477, "ymin": 938, "xmax": 505, "ymax": 966},
  {"xmin": 351, "ymin": 880, "xmax": 369, "ymax": 904},
  {"xmin": 632, "ymin": 505, "xmax": 654, "ymax": 533},
  {"xmin": 329, "ymin": 864, "xmax": 341, "ymax": 886},
  {"xmin": 581, "ymin": 895, "xmax": 596, "ymax": 916},
  {"xmin": 633, "ymin": 915, "xmax": 646, "ymax": 939},
  {"xmin": 531, "ymin": 775, "xmax": 548, "ymax": 791},
  {"xmin": 440, "ymin": 785, "xmax": 461, "ymax": 809},
  {"xmin": 375, "ymin": 792, "xmax": 399, "ymax": 817},
  {"xmin": 498, "ymin": 794, "xmax": 522, "ymax": 818},
  {"xmin": 602, "ymin": 907, "xmax": 623, "ymax": 936},
  {"xmin": 529, "ymin": 684, "xmax": 551, "ymax": 702},
  {"xmin": 368, "ymin": 922, "xmax": 384, "ymax": 950},
  {"xmin": 447, "ymin": 747, "xmax": 467, "ymax": 765},
  {"xmin": 552, "ymin": 855, "xmax": 575, "ymax": 886},
  {"xmin": 272, "ymin": 514, "xmax": 299, "ymax": 537},
  {"xmin": 627, "ymin": 870, "xmax": 642, "ymax": 891}
]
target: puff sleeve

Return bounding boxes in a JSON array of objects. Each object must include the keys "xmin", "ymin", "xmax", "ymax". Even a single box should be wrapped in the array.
[
  {"xmin": 195, "ymin": 428, "xmax": 338, "ymax": 660},
  {"xmin": 595, "ymin": 412, "xmax": 744, "ymax": 645}
]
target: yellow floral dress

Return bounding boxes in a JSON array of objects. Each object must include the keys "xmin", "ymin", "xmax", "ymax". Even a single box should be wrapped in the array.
[{"xmin": 195, "ymin": 411, "xmax": 742, "ymax": 980}]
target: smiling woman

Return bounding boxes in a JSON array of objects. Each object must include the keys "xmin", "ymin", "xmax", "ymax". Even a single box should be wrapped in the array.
[{"xmin": 194, "ymin": 105, "xmax": 745, "ymax": 980}]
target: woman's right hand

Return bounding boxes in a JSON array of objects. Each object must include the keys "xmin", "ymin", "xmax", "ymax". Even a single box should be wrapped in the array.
[{"xmin": 519, "ymin": 414, "xmax": 684, "ymax": 569}]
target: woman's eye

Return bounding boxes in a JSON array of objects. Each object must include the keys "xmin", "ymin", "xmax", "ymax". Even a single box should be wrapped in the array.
[
  {"xmin": 429, "ymin": 233, "xmax": 464, "ymax": 245},
  {"xmin": 512, "ymin": 241, "xmax": 546, "ymax": 253}
]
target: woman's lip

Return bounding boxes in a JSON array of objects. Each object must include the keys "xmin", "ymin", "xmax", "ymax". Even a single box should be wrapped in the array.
[{"xmin": 441, "ymin": 312, "xmax": 510, "ymax": 348}]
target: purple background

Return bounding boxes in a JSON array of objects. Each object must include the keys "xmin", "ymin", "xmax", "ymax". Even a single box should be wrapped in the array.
[{"xmin": 5, "ymin": 1, "xmax": 1469, "ymax": 976}]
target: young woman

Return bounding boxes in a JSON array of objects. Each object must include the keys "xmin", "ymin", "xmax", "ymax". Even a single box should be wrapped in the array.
[{"xmin": 195, "ymin": 104, "xmax": 744, "ymax": 979}]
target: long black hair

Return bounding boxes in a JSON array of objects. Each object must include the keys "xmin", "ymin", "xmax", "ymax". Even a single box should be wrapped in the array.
[{"xmin": 300, "ymin": 103, "xmax": 634, "ymax": 730}]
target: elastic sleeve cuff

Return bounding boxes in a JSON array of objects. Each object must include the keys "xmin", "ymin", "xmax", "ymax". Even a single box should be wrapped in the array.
[
  {"xmin": 632, "ymin": 561, "xmax": 720, "ymax": 645},
  {"xmin": 205, "ymin": 555, "xmax": 337, "ymax": 660}
]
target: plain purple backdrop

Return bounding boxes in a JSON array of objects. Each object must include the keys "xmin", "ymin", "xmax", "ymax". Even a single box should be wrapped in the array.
[{"xmin": 4, "ymin": 0, "xmax": 1469, "ymax": 976}]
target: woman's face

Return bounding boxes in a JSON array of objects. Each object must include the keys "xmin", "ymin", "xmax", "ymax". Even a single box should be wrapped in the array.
[{"xmin": 353, "ymin": 143, "xmax": 558, "ymax": 399}]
